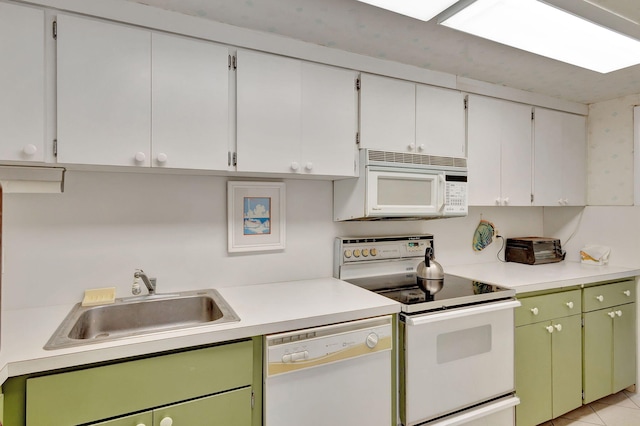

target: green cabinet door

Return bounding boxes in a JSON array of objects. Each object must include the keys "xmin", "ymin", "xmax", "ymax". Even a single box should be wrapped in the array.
[
  {"xmin": 516, "ymin": 322, "xmax": 552, "ymax": 426},
  {"xmin": 613, "ymin": 303, "xmax": 636, "ymax": 393},
  {"xmin": 153, "ymin": 387, "xmax": 252, "ymax": 426},
  {"xmin": 551, "ymin": 315, "xmax": 582, "ymax": 418},
  {"xmin": 583, "ymin": 308, "xmax": 614, "ymax": 404},
  {"xmin": 90, "ymin": 412, "xmax": 153, "ymax": 425}
]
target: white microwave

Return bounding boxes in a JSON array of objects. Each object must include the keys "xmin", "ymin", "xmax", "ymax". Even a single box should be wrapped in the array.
[{"xmin": 334, "ymin": 150, "xmax": 468, "ymax": 221}]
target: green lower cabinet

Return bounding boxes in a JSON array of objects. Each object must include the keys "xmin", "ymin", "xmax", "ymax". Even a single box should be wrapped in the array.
[
  {"xmin": 583, "ymin": 302, "xmax": 636, "ymax": 403},
  {"xmin": 515, "ymin": 315, "xmax": 582, "ymax": 426}
]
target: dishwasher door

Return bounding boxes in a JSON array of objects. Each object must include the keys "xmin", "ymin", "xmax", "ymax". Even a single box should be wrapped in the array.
[{"xmin": 264, "ymin": 315, "xmax": 393, "ymax": 426}]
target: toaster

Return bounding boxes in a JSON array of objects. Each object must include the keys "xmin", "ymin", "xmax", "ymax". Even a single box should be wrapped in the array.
[{"xmin": 505, "ymin": 237, "xmax": 565, "ymax": 265}]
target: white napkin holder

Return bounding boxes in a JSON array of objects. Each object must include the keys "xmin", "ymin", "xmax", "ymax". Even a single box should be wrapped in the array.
[{"xmin": 580, "ymin": 245, "xmax": 611, "ymax": 265}]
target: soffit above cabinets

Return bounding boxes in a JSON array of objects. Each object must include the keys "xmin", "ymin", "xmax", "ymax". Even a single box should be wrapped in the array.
[{"xmin": 126, "ymin": 0, "xmax": 640, "ymax": 105}]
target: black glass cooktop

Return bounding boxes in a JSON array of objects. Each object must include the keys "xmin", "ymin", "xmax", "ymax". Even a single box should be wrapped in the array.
[{"xmin": 370, "ymin": 274, "xmax": 515, "ymax": 314}]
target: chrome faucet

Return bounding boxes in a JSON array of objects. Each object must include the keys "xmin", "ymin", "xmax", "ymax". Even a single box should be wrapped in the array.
[{"xmin": 133, "ymin": 269, "xmax": 156, "ymax": 295}]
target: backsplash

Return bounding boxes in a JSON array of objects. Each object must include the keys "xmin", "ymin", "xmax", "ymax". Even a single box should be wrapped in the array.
[{"xmin": 2, "ymin": 170, "xmax": 543, "ymax": 311}]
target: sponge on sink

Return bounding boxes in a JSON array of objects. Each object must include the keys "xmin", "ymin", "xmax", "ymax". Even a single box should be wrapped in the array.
[{"xmin": 81, "ymin": 287, "xmax": 116, "ymax": 307}]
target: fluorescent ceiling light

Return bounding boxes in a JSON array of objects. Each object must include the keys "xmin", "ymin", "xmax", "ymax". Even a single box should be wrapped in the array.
[
  {"xmin": 440, "ymin": 0, "xmax": 640, "ymax": 73},
  {"xmin": 356, "ymin": 0, "xmax": 460, "ymax": 22}
]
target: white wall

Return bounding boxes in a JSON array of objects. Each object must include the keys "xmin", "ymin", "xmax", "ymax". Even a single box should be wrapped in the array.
[{"xmin": 2, "ymin": 170, "xmax": 543, "ymax": 310}]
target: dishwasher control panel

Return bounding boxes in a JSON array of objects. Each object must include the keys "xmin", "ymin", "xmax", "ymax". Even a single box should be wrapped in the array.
[{"xmin": 264, "ymin": 315, "xmax": 392, "ymax": 377}]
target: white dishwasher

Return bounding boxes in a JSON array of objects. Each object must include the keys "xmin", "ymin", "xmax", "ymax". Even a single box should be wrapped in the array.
[{"xmin": 264, "ymin": 315, "xmax": 393, "ymax": 426}]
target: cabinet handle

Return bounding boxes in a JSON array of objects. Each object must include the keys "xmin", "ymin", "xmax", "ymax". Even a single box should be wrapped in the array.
[
  {"xmin": 596, "ymin": 295, "xmax": 604, "ymax": 302},
  {"xmin": 134, "ymin": 152, "xmax": 146, "ymax": 163},
  {"xmin": 546, "ymin": 325, "xmax": 554, "ymax": 333},
  {"xmin": 566, "ymin": 301, "xmax": 574, "ymax": 309},
  {"xmin": 156, "ymin": 152, "xmax": 168, "ymax": 164},
  {"xmin": 554, "ymin": 324, "xmax": 563, "ymax": 332},
  {"xmin": 23, "ymin": 144, "xmax": 38, "ymax": 156},
  {"xmin": 531, "ymin": 307, "xmax": 539, "ymax": 315},
  {"xmin": 616, "ymin": 310, "xmax": 623, "ymax": 317},
  {"xmin": 290, "ymin": 161, "xmax": 300, "ymax": 171},
  {"xmin": 624, "ymin": 290, "xmax": 631, "ymax": 297},
  {"xmin": 608, "ymin": 311, "xmax": 616, "ymax": 318},
  {"xmin": 160, "ymin": 417, "xmax": 173, "ymax": 426}
]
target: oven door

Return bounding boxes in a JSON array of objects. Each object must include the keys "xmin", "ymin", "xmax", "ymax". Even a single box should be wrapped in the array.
[
  {"xmin": 401, "ymin": 299, "xmax": 520, "ymax": 426},
  {"xmin": 366, "ymin": 168, "xmax": 444, "ymax": 217}
]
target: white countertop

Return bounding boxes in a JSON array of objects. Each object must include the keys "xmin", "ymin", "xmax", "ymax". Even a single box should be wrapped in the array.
[
  {"xmin": 445, "ymin": 261, "xmax": 640, "ymax": 294},
  {"xmin": 0, "ymin": 277, "xmax": 400, "ymax": 385}
]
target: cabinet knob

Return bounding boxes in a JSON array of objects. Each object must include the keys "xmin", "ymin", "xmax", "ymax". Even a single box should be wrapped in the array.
[
  {"xmin": 566, "ymin": 301, "xmax": 574, "ymax": 309},
  {"xmin": 596, "ymin": 295, "xmax": 604, "ymax": 302},
  {"xmin": 616, "ymin": 310, "xmax": 623, "ymax": 317},
  {"xmin": 290, "ymin": 161, "xmax": 300, "ymax": 171},
  {"xmin": 624, "ymin": 290, "xmax": 631, "ymax": 297},
  {"xmin": 134, "ymin": 152, "xmax": 146, "ymax": 163},
  {"xmin": 563, "ymin": 198, "xmax": 569, "ymax": 205},
  {"xmin": 305, "ymin": 162, "xmax": 313, "ymax": 171},
  {"xmin": 156, "ymin": 152, "xmax": 168, "ymax": 164},
  {"xmin": 558, "ymin": 199, "xmax": 563, "ymax": 205},
  {"xmin": 160, "ymin": 417, "xmax": 173, "ymax": 426},
  {"xmin": 23, "ymin": 144, "xmax": 38, "ymax": 156},
  {"xmin": 554, "ymin": 324, "xmax": 563, "ymax": 332},
  {"xmin": 546, "ymin": 325, "xmax": 554, "ymax": 333},
  {"xmin": 608, "ymin": 311, "xmax": 616, "ymax": 318},
  {"xmin": 418, "ymin": 144, "xmax": 425, "ymax": 152},
  {"xmin": 136, "ymin": 424, "xmax": 146, "ymax": 426},
  {"xmin": 503, "ymin": 197, "xmax": 510, "ymax": 205},
  {"xmin": 495, "ymin": 198, "xmax": 501, "ymax": 206},
  {"xmin": 408, "ymin": 143, "xmax": 416, "ymax": 151},
  {"xmin": 531, "ymin": 307, "xmax": 539, "ymax": 315}
]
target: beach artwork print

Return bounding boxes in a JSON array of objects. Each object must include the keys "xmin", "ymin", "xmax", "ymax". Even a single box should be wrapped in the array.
[{"xmin": 243, "ymin": 196, "xmax": 271, "ymax": 235}]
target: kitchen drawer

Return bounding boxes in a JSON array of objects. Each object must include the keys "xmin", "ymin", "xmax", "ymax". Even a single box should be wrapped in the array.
[
  {"xmin": 516, "ymin": 290, "xmax": 581, "ymax": 326},
  {"xmin": 583, "ymin": 280, "xmax": 635, "ymax": 312},
  {"xmin": 26, "ymin": 340, "xmax": 253, "ymax": 426}
]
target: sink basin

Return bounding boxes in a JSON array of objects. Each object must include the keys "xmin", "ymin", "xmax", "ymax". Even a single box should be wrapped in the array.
[{"xmin": 45, "ymin": 289, "xmax": 240, "ymax": 349}]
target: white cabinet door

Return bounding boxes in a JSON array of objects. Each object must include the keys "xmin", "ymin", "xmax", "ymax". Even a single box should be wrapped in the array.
[
  {"xmin": 237, "ymin": 50, "xmax": 357, "ymax": 176},
  {"xmin": 415, "ymin": 85, "xmax": 466, "ymax": 158},
  {"xmin": 467, "ymin": 95, "xmax": 532, "ymax": 206},
  {"xmin": 0, "ymin": 3, "xmax": 45, "ymax": 163},
  {"xmin": 236, "ymin": 49, "xmax": 301, "ymax": 173},
  {"xmin": 533, "ymin": 108, "xmax": 586, "ymax": 206},
  {"xmin": 152, "ymin": 33, "xmax": 230, "ymax": 170},
  {"xmin": 57, "ymin": 14, "xmax": 151, "ymax": 167},
  {"xmin": 359, "ymin": 73, "xmax": 416, "ymax": 152},
  {"xmin": 301, "ymin": 62, "xmax": 357, "ymax": 176}
]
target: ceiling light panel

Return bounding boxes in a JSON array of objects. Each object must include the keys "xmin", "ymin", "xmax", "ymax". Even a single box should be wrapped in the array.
[
  {"xmin": 356, "ymin": 0, "xmax": 461, "ymax": 22},
  {"xmin": 440, "ymin": 0, "xmax": 640, "ymax": 73}
]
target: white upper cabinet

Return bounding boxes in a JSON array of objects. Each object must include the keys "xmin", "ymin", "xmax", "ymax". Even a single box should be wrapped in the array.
[
  {"xmin": 236, "ymin": 49, "xmax": 357, "ymax": 177},
  {"xmin": 359, "ymin": 74, "xmax": 416, "ymax": 152},
  {"xmin": 151, "ymin": 33, "xmax": 230, "ymax": 170},
  {"xmin": 57, "ymin": 14, "xmax": 230, "ymax": 170},
  {"xmin": 415, "ymin": 85, "xmax": 466, "ymax": 158},
  {"xmin": 533, "ymin": 108, "xmax": 586, "ymax": 206},
  {"xmin": 57, "ymin": 14, "xmax": 151, "ymax": 167},
  {"xmin": 359, "ymin": 73, "xmax": 465, "ymax": 157},
  {"xmin": 0, "ymin": 3, "xmax": 45, "ymax": 163},
  {"xmin": 467, "ymin": 95, "xmax": 533, "ymax": 206}
]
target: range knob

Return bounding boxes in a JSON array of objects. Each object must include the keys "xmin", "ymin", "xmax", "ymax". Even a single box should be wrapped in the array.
[
  {"xmin": 353, "ymin": 249, "xmax": 361, "ymax": 258},
  {"xmin": 362, "ymin": 248, "xmax": 370, "ymax": 257},
  {"xmin": 370, "ymin": 248, "xmax": 378, "ymax": 257},
  {"xmin": 344, "ymin": 250, "xmax": 352, "ymax": 258}
]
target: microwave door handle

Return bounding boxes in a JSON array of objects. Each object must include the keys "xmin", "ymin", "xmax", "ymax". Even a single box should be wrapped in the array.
[{"xmin": 438, "ymin": 174, "xmax": 445, "ymax": 211}]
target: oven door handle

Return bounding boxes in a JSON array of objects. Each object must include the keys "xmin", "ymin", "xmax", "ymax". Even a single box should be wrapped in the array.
[{"xmin": 405, "ymin": 299, "xmax": 521, "ymax": 326}]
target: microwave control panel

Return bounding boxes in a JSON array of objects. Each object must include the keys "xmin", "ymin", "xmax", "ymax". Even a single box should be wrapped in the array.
[{"xmin": 444, "ymin": 176, "xmax": 468, "ymax": 215}]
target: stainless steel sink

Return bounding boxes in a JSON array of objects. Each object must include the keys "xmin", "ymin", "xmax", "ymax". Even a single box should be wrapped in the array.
[{"xmin": 44, "ymin": 289, "xmax": 240, "ymax": 349}]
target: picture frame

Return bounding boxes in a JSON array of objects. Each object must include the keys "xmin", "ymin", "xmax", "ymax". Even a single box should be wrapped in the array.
[{"xmin": 227, "ymin": 181, "xmax": 286, "ymax": 253}]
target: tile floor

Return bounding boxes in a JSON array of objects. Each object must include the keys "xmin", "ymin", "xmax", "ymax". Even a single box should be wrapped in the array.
[{"xmin": 539, "ymin": 390, "xmax": 640, "ymax": 426}]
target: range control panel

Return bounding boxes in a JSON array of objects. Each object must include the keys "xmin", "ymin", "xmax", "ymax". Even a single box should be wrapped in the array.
[{"xmin": 335, "ymin": 235, "xmax": 434, "ymax": 264}]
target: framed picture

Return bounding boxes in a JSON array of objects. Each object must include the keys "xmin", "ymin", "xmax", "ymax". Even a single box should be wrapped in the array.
[{"xmin": 227, "ymin": 181, "xmax": 286, "ymax": 253}]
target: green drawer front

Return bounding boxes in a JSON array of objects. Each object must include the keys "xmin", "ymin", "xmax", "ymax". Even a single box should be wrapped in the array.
[
  {"xmin": 516, "ymin": 290, "xmax": 582, "ymax": 326},
  {"xmin": 583, "ymin": 280, "xmax": 636, "ymax": 312},
  {"xmin": 26, "ymin": 340, "xmax": 253, "ymax": 426}
]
